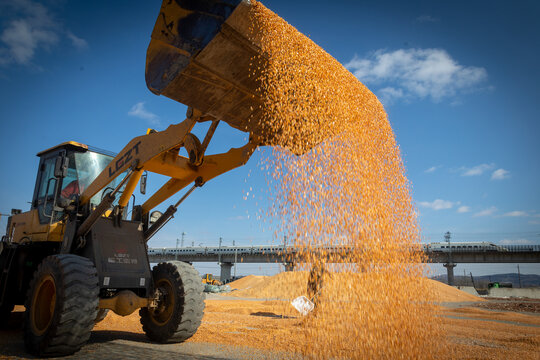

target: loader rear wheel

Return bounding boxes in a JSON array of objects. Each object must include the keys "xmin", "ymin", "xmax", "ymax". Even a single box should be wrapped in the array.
[
  {"xmin": 24, "ymin": 254, "xmax": 99, "ymax": 356},
  {"xmin": 140, "ymin": 261, "xmax": 204, "ymax": 343}
]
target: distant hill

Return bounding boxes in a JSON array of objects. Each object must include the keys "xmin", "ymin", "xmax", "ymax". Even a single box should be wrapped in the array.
[{"xmin": 431, "ymin": 273, "xmax": 540, "ymax": 288}]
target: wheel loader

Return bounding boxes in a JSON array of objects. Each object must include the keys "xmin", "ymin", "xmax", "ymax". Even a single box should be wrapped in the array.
[
  {"xmin": 0, "ymin": 0, "xmax": 323, "ymax": 356},
  {"xmin": 202, "ymin": 274, "xmax": 222, "ymax": 286}
]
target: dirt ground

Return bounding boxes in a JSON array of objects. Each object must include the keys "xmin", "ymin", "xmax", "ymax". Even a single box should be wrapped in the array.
[
  {"xmin": 2, "ymin": 297, "xmax": 538, "ymax": 359},
  {"xmin": 100, "ymin": 296, "xmax": 540, "ymax": 359},
  {"xmin": 1, "ymin": 279, "xmax": 539, "ymax": 359},
  {"xmin": 473, "ymin": 297, "xmax": 540, "ymax": 313}
]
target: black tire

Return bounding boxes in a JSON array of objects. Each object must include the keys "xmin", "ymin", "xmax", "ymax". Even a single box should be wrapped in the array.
[
  {"xmin": 24, "ymin": 254, "xmax": 99, "ymax": 357},
  {"xmin": 0, "ymin": 241, "xmax": 14, "ymax": 326},
  {"xmin": 140, "ymin": 261, "xmax": 204, "ymax": 343},
  {"xmin": 0, "ymin": 301, "xmax": 14, "ymax": 327},
  {"xmin": 95, "ymin": 308, "xmax": 109, "ymax": 324}
]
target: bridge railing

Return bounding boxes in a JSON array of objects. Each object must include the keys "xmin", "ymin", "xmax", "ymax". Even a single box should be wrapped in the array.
[{"xmin": 498, "ymin": 245, "xmax": 540, "ymax": 252}]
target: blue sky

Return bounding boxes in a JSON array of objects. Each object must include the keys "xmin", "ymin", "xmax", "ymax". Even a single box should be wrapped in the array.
[{"xmin": 0, "ymin": 0, "xmax": 538, "ymax": 276}]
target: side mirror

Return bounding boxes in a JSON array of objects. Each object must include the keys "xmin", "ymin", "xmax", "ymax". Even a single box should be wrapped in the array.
[
  {"xmin": 54, "ymin": 156, "xmax": 69, "ymax": 178},
  {"xmin": 149, "ymin": 210, "xmax": 163, "ymax": 225},
  {"xmin": 140, "ymin": 171, "xmax": 148, "ymax": 195}
]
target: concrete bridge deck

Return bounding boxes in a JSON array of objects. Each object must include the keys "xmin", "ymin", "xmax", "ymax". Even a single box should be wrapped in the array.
[{"xmin": 148, "ymin": 244, "xmax": 540, "ymax": 283}]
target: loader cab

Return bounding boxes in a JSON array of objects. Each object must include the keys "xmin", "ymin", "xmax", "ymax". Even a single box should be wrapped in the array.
[{"xmin": 32, "ymin": 142, "xmax": 119, "ymax": 224}]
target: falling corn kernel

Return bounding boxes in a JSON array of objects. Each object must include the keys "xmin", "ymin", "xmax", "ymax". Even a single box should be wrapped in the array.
[{"xmin": 245, "ymin": 1, "xmax": 445, "ymax": 359}]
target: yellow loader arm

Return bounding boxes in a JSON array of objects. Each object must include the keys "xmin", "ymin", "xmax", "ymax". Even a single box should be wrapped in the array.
[
  {"xmin": 73, "ymin": 108, "xmax": 257, "ymax": 243},
  {"xmin": 80, "ymin": 108, "xmax": 257, "ymax": 214}
]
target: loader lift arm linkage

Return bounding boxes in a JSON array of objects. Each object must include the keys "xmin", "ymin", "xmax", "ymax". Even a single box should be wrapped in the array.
[{"xmin": 79, "ymin": 107, "xmax": 257, "ymax": 235}]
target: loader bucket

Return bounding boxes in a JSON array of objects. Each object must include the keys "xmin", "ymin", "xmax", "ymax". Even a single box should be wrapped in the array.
[{"xmin": 145, "ymin": 0, "xmax": 301, "ymax": 152}]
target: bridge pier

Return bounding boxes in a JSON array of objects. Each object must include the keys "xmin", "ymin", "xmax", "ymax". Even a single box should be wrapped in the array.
[
  {"xmin": 443, "ymin": 262, "xmax": 457, "ymax": 286},
  {"xmin": 220, "ymin": 262, "xmax": 233, "ymax": 283},
  {"xmin": 284, "ymin": 263, "xmax": 295, "ymax": 272}
]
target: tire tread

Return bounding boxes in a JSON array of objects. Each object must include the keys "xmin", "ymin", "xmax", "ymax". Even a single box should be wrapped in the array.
[
  {"xmin": 140, "ymin": 261, "xmax": 204, "ymax": 343},
  {"xmin": 24, "ymin": 254, "xmax": 99, "ymax": 356}
]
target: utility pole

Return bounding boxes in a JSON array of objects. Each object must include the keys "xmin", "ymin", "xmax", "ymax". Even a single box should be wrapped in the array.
[
  {"xmin": 232, "ymin": 239, "xmax": 237, "ymax": 279},
  {"xmin": 282, "ymin": 235, "xmax": 289, "ymax": 271},
  {"xmin": 443, "ymin": 231, "xmax": 456, "ymax": 286},
  {"xmin": 234, "ymin": 247, "xmax": 237, "ymax": 278},
  {"xmin": 233, "ymin": 238, "xmax": 237, "ymax": 280},
  {"xmin": 469, "ymin": 272, "xmax": 476, "ymax": 289},
  {"xmin": 176, "ymin": 232, "xmax": 186, "ymax": 261},
  {"xmin": 517, "ymin": 264, "xmax": 522, "ymax": 288},
  {"xmin": 218, "ymin": 237, "xmax": 222, "ymax": 265}
]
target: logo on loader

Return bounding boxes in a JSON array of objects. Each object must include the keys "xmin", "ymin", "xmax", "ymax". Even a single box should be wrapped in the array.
[{"xmin": 108, "ymin": 141, "xmax": 141, "ymax": 177}]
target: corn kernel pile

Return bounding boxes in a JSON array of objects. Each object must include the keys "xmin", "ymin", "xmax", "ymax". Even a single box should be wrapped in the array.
[{"xmin": 248, "ymin": 2, "xmax": 445, "ymax": 358}]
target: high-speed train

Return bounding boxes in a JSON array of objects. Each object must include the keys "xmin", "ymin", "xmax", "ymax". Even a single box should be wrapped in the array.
[
  {"xmin": 149, "ymin": 242, "xmax": 512, "ymax": 256},
  {"xmin": 148, "ymin": 245, "xmax": 290, "ymax": 257},
  {"xmin": 423, "ymin": 242, "xmax": 508, "ymax": 252},
  {"xmin": 147, "ymin": 244, "xmax": 354, "ymax": 257}
]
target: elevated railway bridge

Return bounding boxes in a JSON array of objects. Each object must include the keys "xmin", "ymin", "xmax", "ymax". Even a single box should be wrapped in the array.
[{"xmin": 148, "ymin": 243, "xmax": 540, "ymax": 284}]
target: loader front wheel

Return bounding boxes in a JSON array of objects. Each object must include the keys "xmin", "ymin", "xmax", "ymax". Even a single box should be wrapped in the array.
[
  {"xmin": 24, "ymin": 254, "xmax": 99, "ymax": 356},
  {"xmin": 95, "ymin": 308, "xmax": 109, "ymax": 324},
  {"xmin": 140, "ymin": 261, "xmax": 204, "ymax": 343},
  {"xmin": 0, "ymin": 301, "xmax": 14, "ymax": 327}
]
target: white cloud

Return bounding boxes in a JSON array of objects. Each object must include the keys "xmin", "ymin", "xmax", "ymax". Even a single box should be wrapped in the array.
[
  {"xmin": 378, "ymin": 86, "xmax": 404, "ymax": 104},
  {"xmin": 0, "ymin": 0, "xmax": 88, "ymax": 65},
  {"xmin": 424, "ymin": 166, "xmax": 440, "ymax": 173},
  {"xmin": 473, "ymin": 206, "xmax": 497, "ymax": 217},
  {"xmin": 416, "ymin": 15, "xmax": 439, "ymax": 23},
  {"xmin": 66, "ymin": 31, "xmax": 88, "ymax": 50},
  {"xmin": 461, "ymin": 163, "xmax": 494, "ymax": 176},
  {"xmin": 128, "ymin": 102, "xmax": 160, "ymax": 125},
  {"xmin": 457, "ymin": 206, "xmax": 470, "ymax": 213},
  {"xmin": 345, "ymin": 48, "xmax": 488, "ymax": 102},
  {"xmin": 499, "ymin": 238, "xmax": 534, "ymax": 245},
  {"xmin": 418, "ymin": 199, "xmax": 454, "ymax": 210},
  {"xmin": 491, "ymin": 168, "xmax": 510, "ymax": 180},
  {"xmin": 502, "ymin": 211, "xmax": 528, "ymax": 217},
  {"xmin": 1, "ymin": 19, "xmax": 58, "ymax": 64}
]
